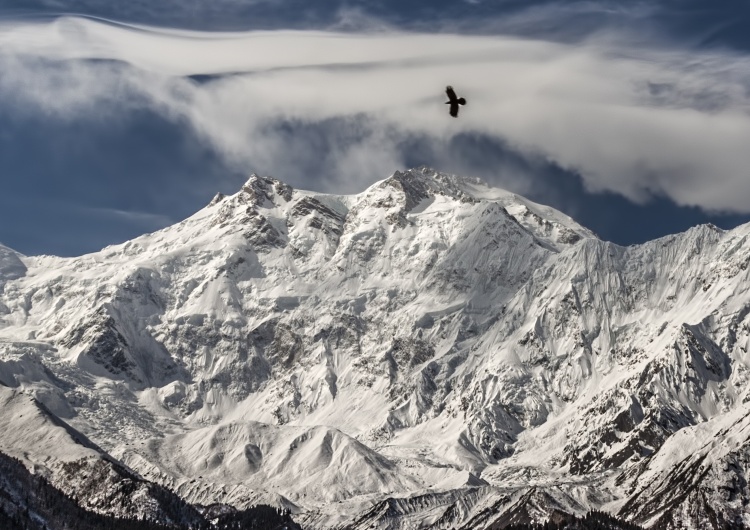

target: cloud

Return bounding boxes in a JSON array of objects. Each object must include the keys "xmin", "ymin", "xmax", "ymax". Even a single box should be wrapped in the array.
[
  {"xmin": 79, "ymin": 206, "xmax": 175, "ymax": 226},
  {"xmin": 2, "ymin": 16, "xmax": 750, "ymax": 212}
]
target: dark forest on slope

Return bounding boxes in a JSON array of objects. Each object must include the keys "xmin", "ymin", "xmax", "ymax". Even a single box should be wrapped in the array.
[
  {"xmin": 501, "ymin": 510, "xmax": 644, "ymax": 530},
  {"xmin": 0, "ymin": 450, "xmax": 301, "ymax": 530}
]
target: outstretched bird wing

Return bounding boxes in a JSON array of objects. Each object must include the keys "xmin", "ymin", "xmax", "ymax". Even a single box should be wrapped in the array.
[
  {"xmin": 446, "ymin": 86, "xmax": 458, "ymax": 103},
  {"xmin": 449, "ymin": 103, "xmax": 459, "ymax": 118}
]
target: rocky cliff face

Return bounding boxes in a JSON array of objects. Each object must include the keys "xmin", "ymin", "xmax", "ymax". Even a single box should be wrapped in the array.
[{"xmin": 0, "ymin": 167, "xmax": 748, "ymax": 529}]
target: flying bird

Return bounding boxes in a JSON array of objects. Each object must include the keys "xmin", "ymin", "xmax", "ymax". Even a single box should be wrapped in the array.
[{"xmin": 445, "ymin": 86, "xmax": 466, "ymax": 118}]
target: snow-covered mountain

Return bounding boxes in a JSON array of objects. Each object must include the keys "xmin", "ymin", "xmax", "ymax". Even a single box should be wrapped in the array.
[{"xmin": 0, "ymin": 167, "xmax": 748, "ymax": 529}]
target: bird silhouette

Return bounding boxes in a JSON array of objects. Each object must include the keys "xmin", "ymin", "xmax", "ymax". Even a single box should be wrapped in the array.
[{"xmin": 445, "ymin": 86, "xmax": 466, "ymax": 118}]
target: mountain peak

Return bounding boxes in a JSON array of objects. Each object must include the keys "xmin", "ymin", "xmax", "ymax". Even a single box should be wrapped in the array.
[
  {"xmin": 380, "ymin": 167, "xmax": 482, "ymax": 210},
  {"xmin": 204, "ymin": 167, "xmax": 594, "ymax": 253},
  {"xmin": 240, "ymin": 173, "xmax": 295, "ymax": 207},
  {"xmin": 375, "ymin": 167, "xmax": 592, "ymax": 250}
]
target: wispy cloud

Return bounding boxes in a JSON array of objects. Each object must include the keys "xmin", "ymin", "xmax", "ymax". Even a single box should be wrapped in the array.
[
  {"xmin": 2, "ymin": 16, "xmax": 750, "ymax": 212},
  {"xmin": 79, "ymin": 206, "xmax": 175, "ymax": 226}
]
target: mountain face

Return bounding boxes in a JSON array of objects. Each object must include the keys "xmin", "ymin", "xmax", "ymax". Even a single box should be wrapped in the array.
[{"xmin": 0, "ymin": 167, "xmax": 748, "ymax": 529}]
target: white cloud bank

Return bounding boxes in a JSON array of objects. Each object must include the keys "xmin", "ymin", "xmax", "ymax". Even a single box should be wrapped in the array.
[{"xmin": 2, "ymin": 16, "xmax": 750, "ymax": 211}]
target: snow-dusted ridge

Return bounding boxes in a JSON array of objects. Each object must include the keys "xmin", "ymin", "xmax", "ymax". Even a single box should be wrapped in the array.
[{"xmin": 0, "ymin": 167, "xmax": 748, "ymax": 529}]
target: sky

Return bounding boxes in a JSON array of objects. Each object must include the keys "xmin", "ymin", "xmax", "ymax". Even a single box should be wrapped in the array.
[{"xmin": 1, "ymin": 1, "xmax": 750, "ymax": 256}]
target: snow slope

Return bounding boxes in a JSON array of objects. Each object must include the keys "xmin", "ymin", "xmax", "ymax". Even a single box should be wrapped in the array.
[
  {"xmin": 0, "ymin": 167, "xmax": 748, "ymax": 529},
  {"xmin": 0, "ymin": 385, "xmax": 203, "ymax": 525}
]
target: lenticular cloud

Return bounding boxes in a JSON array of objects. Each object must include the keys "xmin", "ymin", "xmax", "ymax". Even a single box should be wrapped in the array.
[{"xmin": 2, "ymin": 15, "xmax": 750, "ymax": 211}]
